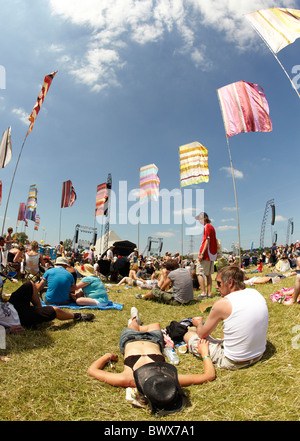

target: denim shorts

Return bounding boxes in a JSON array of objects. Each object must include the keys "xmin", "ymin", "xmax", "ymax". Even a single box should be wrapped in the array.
[{"xmin": 119, "ymin": 328, "xmax": 164, "ymax": 354}]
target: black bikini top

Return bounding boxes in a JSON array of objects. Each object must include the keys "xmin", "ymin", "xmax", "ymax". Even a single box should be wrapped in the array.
[{"xmin": 124, "ymin": 353, "xmax": 165, "ymax": 370}]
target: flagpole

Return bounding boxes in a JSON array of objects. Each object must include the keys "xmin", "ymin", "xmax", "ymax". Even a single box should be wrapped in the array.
[
  {"xmin": 1, "ymin": 127, "xmax": 30, "ymax": 236},
  {"xmin": 226, "ymin": 136, "xmax": 242, "ymax": 267},
  {"xmin": 59, "ymin": 207, "xmax": 62, "ymax": 243},
  {"xmin": 248, "ymin": 23, "xmax": 300, "ymax": 99}
]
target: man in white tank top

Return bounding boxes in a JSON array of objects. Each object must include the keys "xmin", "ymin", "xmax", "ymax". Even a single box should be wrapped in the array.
[{"xmin": 185, "ymin": 266, "xmax": 269, "ymax": 370}]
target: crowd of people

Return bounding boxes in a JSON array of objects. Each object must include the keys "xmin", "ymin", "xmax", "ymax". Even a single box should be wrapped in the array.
[{"xmin": 0, "ymin": 216, "xmax": 299, "ymax": 417}]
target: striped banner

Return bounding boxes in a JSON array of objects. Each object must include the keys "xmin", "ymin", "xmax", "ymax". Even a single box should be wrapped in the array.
[
  {"xmin": 179, "ymin": 142, "xmax": 209, "ymax": 188},
  {"xmin": 61, "ymin": 180, "xmax": 76, "ymax": 208},
  {"xmin": 26, "ymin": 184, "xmax": 38, "ymax": 221},
  {"xmin": 217, "ymin": 81, "xmax": 272, "ymax": 138},
  {"xmin": 27, "ymin": 71, "xmax": 58, "ymax": 136},
  {"xmin": 139, "ymin": 164, "xmax": 160, "ymax": 202},
  {"xmin": 34, "ymin": 214, "xmax": 40, "ymax": 231},
  {"xmin": 246, "ymin": 8, "xmax": 300, "ymax": 54},
  {"xmin": 0, "ymin": 126, "xmax": 12, "ymax": 168},
  {"xmin": 95, "ymin": 183, "xmax": 109, "ymax": 216}
]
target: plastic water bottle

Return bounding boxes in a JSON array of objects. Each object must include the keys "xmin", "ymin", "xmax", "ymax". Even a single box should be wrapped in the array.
[{"xmin": 164, "ymin": 347, "xmax": 179, "ymax": 365}]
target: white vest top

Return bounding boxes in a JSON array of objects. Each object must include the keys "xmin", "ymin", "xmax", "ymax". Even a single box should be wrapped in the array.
[{"xmin": 223, "ymin": 288, "xmax": 269, "ymax": 362}]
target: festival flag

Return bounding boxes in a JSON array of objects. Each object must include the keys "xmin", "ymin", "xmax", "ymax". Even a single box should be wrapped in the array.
[
  {"xmin": 217, "ymin": 81, "xmax": 272, "ymax": 138},
  {"xmin": 25, "ymin": 184, "xmax": 38, "ymax": 222},
  {"xmin": 0, "ymin": 126, "xmax": 12, "ymax": 168},
  {"xmin": 61, "ymin": 180, "xmax": 76, "ymax": 208},
  {"xmin": 26, "ymin": 71, "xmax": 58, "ymax": 136},
  {"xmin": 17, "ymin": 203, "xmax": 26, "ymax": 222},
  {"xmin": 245, "ymin": 8, "xmax": 300, "ymax": 54},
  {"xmin": 34, "ymin": 214, "xmax": 40, "ymax": 231},
  {"xmin": 95, "ymin": 183, "xmax": 109, "ymax": 216},
  {"xmin": 139, "ymin": 164, "xmax": 160, "ymax": 202},
  {"xmin": 179, "ymin": 142, "xmax": 209, "ymax": 188}
]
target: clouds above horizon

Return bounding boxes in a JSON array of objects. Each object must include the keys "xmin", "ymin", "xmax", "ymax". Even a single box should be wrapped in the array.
[{"xmin": 48, "ymin": 0, "xmax": 296, "ymax": 93}]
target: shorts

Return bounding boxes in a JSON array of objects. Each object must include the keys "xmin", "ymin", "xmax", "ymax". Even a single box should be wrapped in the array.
[
  {"xmin": 151, "ymin": 287, "xmax": 185, "ymax": 305},
  {"xmin": 196, "ymin": 260, "xmax": 215, "ymax": 277},
  {"xmin": 9, "ymin": 282, "xmax": 56, "ymax": 327},
  {"xmin": 119, "ymin": 328, "xmax": 164, "ymax": 354},
  {"xmin": 187, "ymin": 334, "xmax": 263, "ymax": 370}
]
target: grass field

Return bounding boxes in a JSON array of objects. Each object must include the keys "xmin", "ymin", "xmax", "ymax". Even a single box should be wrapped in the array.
[{"xmin": 0, "ymin": 267, "xmax": 299, "ymax": 422}]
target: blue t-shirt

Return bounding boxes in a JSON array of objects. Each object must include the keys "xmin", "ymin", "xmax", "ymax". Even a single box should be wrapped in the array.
[
  {"xmin": 44, "ymin": 267, "xmax": 74, "ymax": 304},
  {"xmin": 81, "ymin": 276, "xmax": 109, "ymax": 303}
]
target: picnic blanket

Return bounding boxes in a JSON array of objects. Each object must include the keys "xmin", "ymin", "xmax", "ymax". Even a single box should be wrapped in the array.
[{"xmin": 41, "ymin": 300, "xmax": 123, "ymax": 310}]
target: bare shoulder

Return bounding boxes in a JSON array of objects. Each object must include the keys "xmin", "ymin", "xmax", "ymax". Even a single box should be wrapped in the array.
[{"xmin": 211, "ymin": 297, "xmax": 232, "ymax": 318}]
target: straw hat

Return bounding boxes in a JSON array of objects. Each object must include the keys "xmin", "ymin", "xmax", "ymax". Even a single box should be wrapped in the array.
[{"xmin": 75, "ymin": 263, "xmax": 95, "ymax": 277}]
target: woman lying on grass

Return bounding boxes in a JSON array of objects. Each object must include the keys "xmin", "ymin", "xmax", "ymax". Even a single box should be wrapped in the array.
[{"xmin": 88, "ymin": 308, "xmax": 215, "ymax": 417}]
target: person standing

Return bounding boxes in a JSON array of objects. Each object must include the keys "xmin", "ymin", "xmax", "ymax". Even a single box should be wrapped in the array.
[{"xmin": 195, "ymin": 212, "xmax": 217, "ymax": 297}]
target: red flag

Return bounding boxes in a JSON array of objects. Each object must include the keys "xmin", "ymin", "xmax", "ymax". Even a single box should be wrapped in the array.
[
  {"xmin": 61, "ymin": 180, "xmax": 76, "ymax": 208},
  {"xmin": 26, "ymin": 71, "xmax": 58, "ymax": 136}
]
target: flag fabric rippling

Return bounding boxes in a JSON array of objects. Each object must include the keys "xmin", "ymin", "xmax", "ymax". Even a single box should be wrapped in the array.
[
  {"xmin": 26, "ymin": 71, "xmax": 58, "ymax": 136},
  {"xmin": 217, "ymin": 81, "xmax": 272, "ymax": 138},
  {"xmin": 0, "ymin": 126, "xmax": 12, "ymax": 168},
  {"xmin": 95, "ymin": 183, "xmax": 109, "ymax": 216},
  {"xmin": 246, "ymin": 8, "xmax": 300, "ymax": 54},
  {"xmin": 179, "ymin": 142, "xmax": 209, "ymax": 188},
  {"xmin": 139, "ymin": 164, "xmax": 160, "ymax": 202},
  {"xmin": 61, "ymin": 180, "xmax": 76, "ymax": 208}
]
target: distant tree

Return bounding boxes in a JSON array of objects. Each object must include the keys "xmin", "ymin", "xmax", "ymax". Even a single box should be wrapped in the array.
[
  {"xmin": 63, "ymin": 238, "xmax": 73, "ymax": 251},
  {"xmin": 14, "ymin": 232, "xmax": 29, "ymax": 245}
]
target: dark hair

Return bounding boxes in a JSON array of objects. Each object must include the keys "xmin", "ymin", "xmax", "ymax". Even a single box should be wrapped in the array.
[
  {"xmin": 218, "ymin": 266, "xmax": 245, "ymax": 290},
  {"xmin": 165, "ymin": 259, "xmax": 179, "ymax": 272}
]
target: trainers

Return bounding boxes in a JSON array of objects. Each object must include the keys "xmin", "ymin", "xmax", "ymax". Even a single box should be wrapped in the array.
[
  {"xmin": 73, "ymin": 313, "xmax": 95, "ymax": 322},
  {"xmin": 128, "ymin": 307, "xmax": 141, "ymax": 326},
  {"xmin": 134, "ymin": 293, "xmax": 143, "ymax": 299}
]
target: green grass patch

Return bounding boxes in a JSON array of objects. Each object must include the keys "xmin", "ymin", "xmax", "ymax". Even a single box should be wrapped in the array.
[{"xmin": 0, "ymin": 269, "xmax": 299, "ymax": 421}]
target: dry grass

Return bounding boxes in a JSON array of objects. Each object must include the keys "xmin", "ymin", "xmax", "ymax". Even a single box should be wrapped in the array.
[{"xmin": 0, "ymin": 267, "xmax": 299, "ymax": 422}]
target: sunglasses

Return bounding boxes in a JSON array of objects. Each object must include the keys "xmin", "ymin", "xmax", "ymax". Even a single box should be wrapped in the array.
[{"xmin": 216, "ymin": 280, "xmax": 222, "ymax": 287}]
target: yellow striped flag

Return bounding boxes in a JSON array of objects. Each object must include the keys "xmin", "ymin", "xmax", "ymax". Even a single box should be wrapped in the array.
[
  {"xmin": 139, "ymin": 164, "xmax": 160, "ymax": 202},
  {"xmin": 246, "ymin": 8, "xmax": 300, "ymax": 53},
  {"xmin": 179, "ymin": 142, "xmax": 209, "ymax": 188}
]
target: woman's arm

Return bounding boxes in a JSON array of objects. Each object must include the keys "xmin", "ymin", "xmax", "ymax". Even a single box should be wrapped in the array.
[
  {"xmin": 178, "ymin": 340, "xmax": 215, "ymax": 386},
  {"xmin": 87, "ymin": 353, "xmax": 130, "ymax": 387}
]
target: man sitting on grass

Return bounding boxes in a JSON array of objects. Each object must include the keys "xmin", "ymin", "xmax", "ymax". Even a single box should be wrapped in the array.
[
  {"xmin": 0, "ymin": 281, "xmax": 94, "ymax": 334},
  {"xmin": 135, "ymin": 259, "xmax": 193, "ymax": 306},
  {"xmin": 185, "ymin": 266, "xmax": 269, "ymax": 370}
]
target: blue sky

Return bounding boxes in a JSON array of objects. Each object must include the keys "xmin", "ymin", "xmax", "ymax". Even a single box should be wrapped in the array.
[{"xmin": 1, "ymin": 0, "xmax": 300, "ymax": 255}]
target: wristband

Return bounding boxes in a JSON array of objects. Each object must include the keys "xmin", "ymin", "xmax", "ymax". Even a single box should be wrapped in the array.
[{"xmin": 202, "ymin": 355, "xmax": 210, "ymax": 360}]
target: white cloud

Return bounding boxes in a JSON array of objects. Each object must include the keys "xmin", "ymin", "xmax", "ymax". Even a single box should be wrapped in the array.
[
  {"xmin": 217, "ymin": 225, "xmax": 237, "ymax": 231},
  {"xmin": 223, "ymin": 206, "xmax": 236, "ymax": 211},
  {"xmin": 49, "ymin": 0, "xmax": 296, "ymax": 92},
  {"xmin": 221, "ymin": 218, "xmax": 234, "ymax": 222},
  {"xmin": 220, "ymin": 166, "xmax": 244, "ymax": 179},
  {"xmin": 275, "ymin": 215, "xmax": 287, "ymax": 222},
  {"xmin": 154, "ymin": 231, "xmax": 175, "ymax": 237},
  {"xmin": 11, "ymin": 108, "xmax": 29, "ymax": 125}
]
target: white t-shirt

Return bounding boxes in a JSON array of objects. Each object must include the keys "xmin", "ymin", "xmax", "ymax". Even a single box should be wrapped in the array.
[
  {"xmin": 223, "ymin": 288, "xmax": 269, "ymax": 362},
  {"xmin": 0, "ymin": 302, "xmax": 21, "ymax": 328}
]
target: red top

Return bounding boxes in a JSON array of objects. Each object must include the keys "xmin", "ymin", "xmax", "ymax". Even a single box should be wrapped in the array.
[{"xmin": 200, "ymin": 223, "xmax": 217, "ymax": 261}]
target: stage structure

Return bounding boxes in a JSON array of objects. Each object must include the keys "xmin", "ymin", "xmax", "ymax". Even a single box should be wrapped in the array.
[
  {"xmin": 260, "ymin": 199, "xmax": 275, "ymax": 248},
  {"xmin": 142, "ymin": 236, "xmax": 163, "ymax": 257},
  {"xmin": 73, "ymin": 224, "xmax": 97, "ymax": 250},
  {"xmin": 286, "ymin": 218, "xmax": 294, "ymax": 245}
]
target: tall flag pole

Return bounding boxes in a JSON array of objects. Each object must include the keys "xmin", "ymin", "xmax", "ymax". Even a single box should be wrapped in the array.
[
  {"xmin": 217, "ymin": 80, "xmax": 273, "ymax": 265},
  {"xmin": 139, "ymin": 164, "xmax": 160, "ymax": 252},
  {"xmin": 245, "ymin": 8, "xmax": 300, "ymax": 99},
  {"xmin": 60, "ymin": 180, "xmax": 77, "ymax": 242},
  {"xmin": 1, "ymin": 71, "xmax": 57, "ymax": 235},
  {"xmin": 179, "ymin": 142, "xmax": 209, "ymax": 256}
]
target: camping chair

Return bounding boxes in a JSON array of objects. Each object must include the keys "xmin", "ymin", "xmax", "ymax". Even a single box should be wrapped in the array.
[
  {"xmin": 0, "ymin": 271, "xmax": 17, "ymax": 302},
  {"xmin": 22, "ymin": 254, "xmax": 44, "ymax": 283}
]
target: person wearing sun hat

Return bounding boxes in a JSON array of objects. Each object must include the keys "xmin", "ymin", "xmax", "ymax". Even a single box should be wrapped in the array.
[
  {"xmin": 73, "ymin": 263, "xmax": 111, "ymax": 307},
  {"xmin": 88, "ymin": 308, "xmax": 215, "ymax": 417}
]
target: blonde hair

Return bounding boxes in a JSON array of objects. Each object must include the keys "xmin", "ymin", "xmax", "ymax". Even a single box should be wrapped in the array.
[{"xmin": 30, "ymin": 240, "xmax": 39, "ymax": 251}]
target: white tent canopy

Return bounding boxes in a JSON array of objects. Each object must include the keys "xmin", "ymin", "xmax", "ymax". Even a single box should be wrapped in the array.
[{"xmin": 94, "ymin": 230, "xmax": 121, "ymax": 256}]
